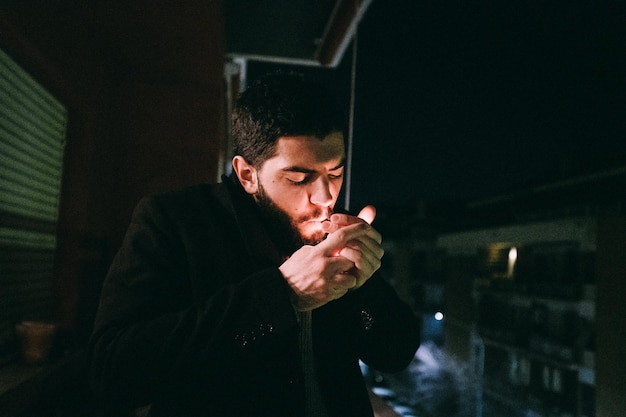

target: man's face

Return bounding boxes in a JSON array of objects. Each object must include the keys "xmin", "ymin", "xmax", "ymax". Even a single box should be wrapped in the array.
[{"xmin": 253, "ymin": 132, "xmax": 345, "ymax": 246}]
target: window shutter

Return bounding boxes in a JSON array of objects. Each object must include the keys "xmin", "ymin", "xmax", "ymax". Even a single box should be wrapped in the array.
[{"xmin": 0, "ymin": 48, "xmax": 67, "ymax": 359}]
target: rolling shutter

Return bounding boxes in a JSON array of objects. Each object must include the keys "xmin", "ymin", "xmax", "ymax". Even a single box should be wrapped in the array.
[{"xmin": 0, "ymin": 48, "xmax": 67, "ymax": 359}]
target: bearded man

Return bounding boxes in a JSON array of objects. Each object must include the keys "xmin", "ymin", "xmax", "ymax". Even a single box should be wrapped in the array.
[{"xmin": 89, "ymin": 72, "xmax": 421, "ymax": 417}]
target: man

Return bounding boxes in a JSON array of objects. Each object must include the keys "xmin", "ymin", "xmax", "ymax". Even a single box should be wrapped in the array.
[{"xmin": 89, "ymin": 72, "xmax": 421, "ymax": 417}]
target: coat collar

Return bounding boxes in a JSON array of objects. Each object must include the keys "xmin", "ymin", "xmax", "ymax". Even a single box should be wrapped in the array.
[{"xmin": 222, "ymin": 173, "xmax": 287, "ymax": 268}]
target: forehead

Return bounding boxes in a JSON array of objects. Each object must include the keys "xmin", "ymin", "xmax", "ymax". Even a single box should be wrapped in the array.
[{"xmin": 266, "ymin": 132, "xmax": 345, "ymax": 169}]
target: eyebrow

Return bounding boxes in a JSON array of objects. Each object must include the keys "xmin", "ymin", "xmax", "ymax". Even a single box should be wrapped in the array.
[{"xmin": 281, "ymin": 159, "xmax": 346, "ymax": 174}]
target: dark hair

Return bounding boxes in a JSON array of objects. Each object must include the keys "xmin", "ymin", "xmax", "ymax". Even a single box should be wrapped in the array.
[{"xmin": 231, "ymin": 71, "xmax": 345, "ymax": 167}]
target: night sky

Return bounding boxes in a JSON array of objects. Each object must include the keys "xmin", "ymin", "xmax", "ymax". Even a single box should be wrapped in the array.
[{"xmin": 250, "ymin": 0, "xmax": 625, "ymax": 210}]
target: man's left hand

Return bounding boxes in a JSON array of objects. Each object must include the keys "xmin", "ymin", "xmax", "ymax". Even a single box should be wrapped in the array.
[{"xmin": 321, "ymin": 205, "xmax": 384, "ymax": 289}]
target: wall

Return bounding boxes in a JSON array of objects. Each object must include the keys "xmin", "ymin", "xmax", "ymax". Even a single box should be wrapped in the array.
[
  {"xmin": 0, "ymin": 1, "xmax": 226, "ymax": 341},
  {"xmin": 595, "ymin": 214, "xmax": 626, "ymax": 417}
]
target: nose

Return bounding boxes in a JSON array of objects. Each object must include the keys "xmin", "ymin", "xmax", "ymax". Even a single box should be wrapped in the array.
[{"xmin": 310, "ymin": 177, "xmax": 333, "ymax": 207}]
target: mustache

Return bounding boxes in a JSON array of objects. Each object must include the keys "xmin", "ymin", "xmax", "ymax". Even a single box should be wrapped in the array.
[{"xmin": 296, "ymin": 207, "xmax": 333, "ymax": 223}]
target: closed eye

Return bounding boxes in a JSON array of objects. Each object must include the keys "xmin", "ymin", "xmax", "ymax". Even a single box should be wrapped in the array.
[
  {"xmin": 284, "ymin": 163, "xmax": 344, "ymax": 185},
  {"xmin": 287, "ymin": 174, "xmax": 311, "ymax": 185},
  {"xmin": 329, "ymin": 172, "xmax": 343, "ymax": 180},
  {"xmin": 329, "ymin": 167, "xmax": 344, "ymax": 180}
]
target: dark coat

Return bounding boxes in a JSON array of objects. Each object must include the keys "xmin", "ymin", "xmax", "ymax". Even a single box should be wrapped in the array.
[{"xmin": 89, "ymin": 176, "xmax": 421, "ymax": 417}]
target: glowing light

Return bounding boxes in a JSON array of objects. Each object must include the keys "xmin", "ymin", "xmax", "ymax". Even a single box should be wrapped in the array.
[
  {"xmin": 507, "ymin": 246, "xmax": 518, "ymax": 278},
  {"xmin": 434, "ymin": 312, "xmax": 444, "ymax": 321},
  {"xmin": 508, "ymin": 247, "xmax": 518, "ymax": 262}
]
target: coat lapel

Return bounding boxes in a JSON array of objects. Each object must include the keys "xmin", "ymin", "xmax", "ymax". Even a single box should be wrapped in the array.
[{"xmin": 222, "ymin": 174, "xmax": 285, "ymax": 269}]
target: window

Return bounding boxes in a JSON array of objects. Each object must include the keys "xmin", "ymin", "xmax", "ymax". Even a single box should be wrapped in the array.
[{"xmin": 0, "ymin": 47, "xmax": 67, "ymax": 361}]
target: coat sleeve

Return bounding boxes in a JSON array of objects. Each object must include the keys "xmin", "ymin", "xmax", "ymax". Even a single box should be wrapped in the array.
[
  {"xmin": 325, "ymin": 272, "xmax": 422, "ymax": 373},
  {"xmin": 88, "ymin": 194, "xmax": 301, "ymax": 409}
]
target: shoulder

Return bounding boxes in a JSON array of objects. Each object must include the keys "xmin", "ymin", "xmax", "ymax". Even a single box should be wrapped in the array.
[
  {"xmin": 128, "ymin": 183, "xmax": 234, "ymax": 231},
  {"xmin": 139, "ymin": 183, "xmax": 227, "ymax": 212},
  {"xmin": 149, "ymin": 183, "xmax": 223, "ymax": 204}
]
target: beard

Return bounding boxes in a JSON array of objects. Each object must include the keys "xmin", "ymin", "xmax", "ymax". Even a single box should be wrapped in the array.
[{"xmin": 254, "ymin": 183, "xmax": 331, "ymax": 255}]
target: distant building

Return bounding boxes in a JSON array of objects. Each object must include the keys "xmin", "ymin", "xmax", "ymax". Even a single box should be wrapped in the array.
[{"xmin": 375, "ymin": 164, "xmax": 626, "ymax": 417}]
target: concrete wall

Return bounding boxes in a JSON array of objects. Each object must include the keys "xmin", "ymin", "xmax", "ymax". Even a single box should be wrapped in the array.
[{"xmin": 595, "ymin": 214, "xmax": 626, "ymax": 417}]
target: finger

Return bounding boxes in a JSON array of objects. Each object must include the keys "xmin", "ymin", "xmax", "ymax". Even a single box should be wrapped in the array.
[
  {"xmin": 318, "ymin": 222, "xmax": 371, "ymax": 256},
  {"xmin": 341, "ymin": 236, "xmax": 384, "ymax": 261},
  {"xmin": 327, "ymin": 256, "xmax": 356, "ymax": 275},
  {"xmin": 324, "ymin": 205, "xmax": 377, "ymax": 233},
  {"xmin": 326, "ymin": 213, "xmax": 363, "ymax": 228},
  {"xmin": 339, "ymin": 244, "xmax": 381, "ymax": 275},
  {"xmin": 331, "ymin": 273, "xmax": 357, "ymax": 290},
  {"xmin": 337, "ymin": 224, "xmax": 382, "ymax": 246},
  {"xmin": 326, "ymin": 272, "xmax": 357, "ymax": 300},
  {"xmin": 364, "ymin": 226, "xmax": 383, "ymax": 245},
  {"xmin": 321, "ymin": 220, "xmax": 340, "ymax": 234},
  {"xmin": 321, "ymin": 219, "xmax": 372, "ymax": 236},
  {"xmin": 331, "ymin": 287, "xmax": 349, "ymax": 300},
  {"xmin": 357, "ymin": 205, "xmax": 376, "ymax": 225}
]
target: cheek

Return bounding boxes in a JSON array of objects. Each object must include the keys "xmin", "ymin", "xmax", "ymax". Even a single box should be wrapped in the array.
[
  {"xmin": 272, "ymin": 186, "xmax": 309, "ymax": 213},
  {"xmin": 290, "ymin": 192, "xmax": 313, "ymax": 213},
  {"xmin": 330, "ymin": 180, "xmax": 343, "ymax": 199}
]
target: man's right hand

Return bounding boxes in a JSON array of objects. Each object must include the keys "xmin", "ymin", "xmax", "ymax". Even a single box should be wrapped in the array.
[{"xmin": 279, "ymin": 221, "xmax": 372, "ymax": 311}]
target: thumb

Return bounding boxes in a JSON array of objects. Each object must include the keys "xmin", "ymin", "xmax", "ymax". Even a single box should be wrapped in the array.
[{"xmin": 357, "ymin": 205, "xmax": 376, "ymax": 225}]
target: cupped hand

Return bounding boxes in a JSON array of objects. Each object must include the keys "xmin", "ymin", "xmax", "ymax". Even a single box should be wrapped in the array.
[
  {"xmin": 279, "ymin": 221, "xmax": 373, "ymax": 311},
  {"xmin": 320, "ymin": 205, "xmax": 384, "ymax": 289}
]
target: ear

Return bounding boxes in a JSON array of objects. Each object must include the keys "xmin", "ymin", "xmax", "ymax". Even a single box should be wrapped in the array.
[{"xmin": 232, "ymin": 155, "xmax": 259, "ymax": 194}]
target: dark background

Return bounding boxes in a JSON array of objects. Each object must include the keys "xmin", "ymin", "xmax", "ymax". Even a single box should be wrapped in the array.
[
  {"xmin": 248, "ymin": 0, "xmax": 626, "ymax": 210},
  {"xmin": 1, "ymin": 2, "xmax": 625, "ymax": 416}
]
